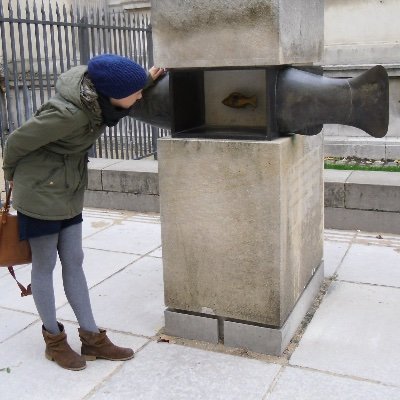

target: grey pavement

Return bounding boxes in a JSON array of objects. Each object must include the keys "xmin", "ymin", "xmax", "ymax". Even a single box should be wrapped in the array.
[{"xmin": 1, "ymin": 208, "xmax": 400, "ymax": 399}]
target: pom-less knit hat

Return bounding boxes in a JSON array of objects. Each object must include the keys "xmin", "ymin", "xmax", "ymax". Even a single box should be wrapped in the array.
[{"xmin": 87, "ymin": 54, "xmax": 147, "ymax": 99}]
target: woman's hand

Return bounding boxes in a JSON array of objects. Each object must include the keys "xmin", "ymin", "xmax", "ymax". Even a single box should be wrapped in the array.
[
  {"xmin": 8, "ymin": 181, "xmax": 14, "ymax": 189},
  {"xmin": 149, "ymin": 66, "xmax": 166, "ymax": 82}
]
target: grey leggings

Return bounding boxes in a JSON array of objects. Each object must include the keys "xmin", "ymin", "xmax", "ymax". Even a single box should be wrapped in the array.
[{"xmin": 29, "ymin": 223, "xmax": 98, "ymax": 334}]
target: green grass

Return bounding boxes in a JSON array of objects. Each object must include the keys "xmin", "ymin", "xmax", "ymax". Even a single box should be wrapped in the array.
[{"xmin": 324, "ymin": 163, "xmax": 400, "ymax": 172}]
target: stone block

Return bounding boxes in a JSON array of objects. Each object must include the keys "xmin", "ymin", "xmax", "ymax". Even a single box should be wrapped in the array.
[
  {"xmin": 102, "ymin": 170, "xmax": 159, "ymax": 195},
  {"xmin": 386, "ymin": 144, "xmax": 400, "ymax": 160},
  {"xmin": 324, "ymin": 207, "xmax": 400, "ymax": 235},
  {"xmin": 323, "ymin": 136, "xmax": 386, "ymax": 159},
  {"xmin": 87, "ymin": 158, "xmax": 123, "ymax": 191},
  {"xmin": 164, "ymin": 310, "xmax": 219, "ymax": 344},
  {"xmin": 151, "ymin": 0, "xmax": 323, "ymax": 67},
  {"xmin": 324, "ymin": 43, "xmax": 400, "ymax": 66},
  {"xmin": 324, "ymin": 181, "xmax": 345, "ymax": 208},
  {"xmin": 88, "ymin": 169, "xmax": 102, "ymax": 191},
  {"xmin": 102, "ymin": 159, "xmax": 159, "ymax": 195},
  {"xmin": 224, "ymin": 264, "xmax": 323, "ymax": 355},
  {"xmin": 84, "ymin": 190, "xmax": 160, "ymax": 213},
  {"xmin": 324, "ymin": 170, "xmax": 352, "ymax": 208},
  {"xmin": 345, "ymin": 171, "xmax": 400, "ymax": 212},
  {"xmin": 159, "ymin": 135, "xmax": 324, "ymax": 328}
]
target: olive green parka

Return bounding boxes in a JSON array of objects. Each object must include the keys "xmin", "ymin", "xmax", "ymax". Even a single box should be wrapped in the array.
[{"xmin": 2, "ymin": 65, "xmax": 105, "ymax": 220}]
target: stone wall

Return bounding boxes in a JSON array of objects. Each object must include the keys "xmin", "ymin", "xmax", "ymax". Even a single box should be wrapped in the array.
[{"xmin": 323, "ymin": 0, "xmax": 400, "ymax": 159}]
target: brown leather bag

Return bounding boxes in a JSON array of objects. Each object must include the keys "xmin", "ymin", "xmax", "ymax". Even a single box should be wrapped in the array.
[{"xmin": 0, "ymin": 187, "xmax": 32, "ymax": 296}]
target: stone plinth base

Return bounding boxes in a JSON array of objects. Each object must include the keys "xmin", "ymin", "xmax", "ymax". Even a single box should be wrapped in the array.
[{"xmin": 165, "ymin": 262, "xmax": 323, "ymax": 355}]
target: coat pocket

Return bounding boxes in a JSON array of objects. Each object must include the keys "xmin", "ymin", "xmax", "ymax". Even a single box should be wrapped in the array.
[{"xmin": 33, "ymin": 166, "xmax": 66, "ymax": 190}]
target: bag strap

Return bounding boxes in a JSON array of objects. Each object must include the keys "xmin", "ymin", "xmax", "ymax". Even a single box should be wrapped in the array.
[
  {"xmin": 1, "ymin": 185, "xmax": 11, "ymax": 223},
  {"xmin": 8, "ymin": 266, "xmax": 32, "ymax": 297},
  {"xmin": 1, "ymin": 185, "xmax": 11, "ymax": 210},
  {"xmin": 1, "ymin": 186, "xmax": 32, "ymax": 297},
  {"xmin": 1, "ymin": 186, "xmax": 11, "ymax": 225},
  {"xmin": 4, "ymin": 185, "xmax": 12, "ymax": 211}
]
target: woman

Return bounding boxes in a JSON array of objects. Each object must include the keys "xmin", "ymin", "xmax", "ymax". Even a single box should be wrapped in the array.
[{"xmin": 2, "ymin": 54, "xmax": 164, "ymax": 371}]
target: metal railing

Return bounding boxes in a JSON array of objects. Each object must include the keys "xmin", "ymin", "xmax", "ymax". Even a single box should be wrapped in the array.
[{"xmin": 0, "ymin": 0, "xmax": 168, "ymax": 161}]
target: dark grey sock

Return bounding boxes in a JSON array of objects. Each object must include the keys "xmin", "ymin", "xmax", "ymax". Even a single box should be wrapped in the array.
[
  {"xmin": 29, "ymin": 234, "xmax": 61, "ymax": 335},
  {"xmin": 57, "ymin": 223, "xmax": 99, "ymax": 333}
]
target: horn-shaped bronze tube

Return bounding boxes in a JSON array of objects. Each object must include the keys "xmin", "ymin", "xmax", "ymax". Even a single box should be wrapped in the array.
[
  {"xmin": 276, "ymin": 65, "xmax": 389, "ymax": 138},
  {"xmin": 129, "ymin": 73, "xmax": 171, "ymax": 130}
]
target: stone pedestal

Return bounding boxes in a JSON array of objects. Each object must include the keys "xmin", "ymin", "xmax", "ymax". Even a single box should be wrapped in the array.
[{"xmin": 158, "ymin": 135, "xmax": 324, "ymax": 355}]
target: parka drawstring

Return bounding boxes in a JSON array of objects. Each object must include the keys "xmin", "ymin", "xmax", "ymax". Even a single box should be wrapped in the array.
[{"xmin": 63, "ymin": 155, "xmax": 70, "ymax": 189}]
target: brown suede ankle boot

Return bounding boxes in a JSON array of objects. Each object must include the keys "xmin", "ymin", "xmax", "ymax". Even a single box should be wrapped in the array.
[
  {"xmin": 42, "ymin": 323, "xmax": 86, "ymax": 371},
  {"xmin": 78, "ymin": 328, "xmax": 134, "ymax": 361}
]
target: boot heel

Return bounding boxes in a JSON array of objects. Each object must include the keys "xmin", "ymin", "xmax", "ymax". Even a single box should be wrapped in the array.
[
  {"xmin": 84, "ymin": 354, "xmax": 97, "ymax": 361},
  {"xmin": 45, "ymin": 352, "xmax": 54, "ymax": 361}
]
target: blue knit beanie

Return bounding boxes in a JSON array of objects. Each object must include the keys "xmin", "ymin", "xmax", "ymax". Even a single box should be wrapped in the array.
[{"xmin": 87, "ymin": 54, "xmax": 147, "ymax": 99}]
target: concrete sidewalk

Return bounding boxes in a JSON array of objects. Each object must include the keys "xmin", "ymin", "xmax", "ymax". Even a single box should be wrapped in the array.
[{"xmin": 1, "ymin": 208, "xmax": 400, "ymax": 400}]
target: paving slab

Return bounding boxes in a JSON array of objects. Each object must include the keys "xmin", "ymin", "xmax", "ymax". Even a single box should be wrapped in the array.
[
  {"xmin": 82, "ymin": 216, "xmax": 116, "ymax": 238},
  {"xmin": 268, "ymin": 367, "xmax": 400, "ymax": 400},
  {"xmin": 87, "ymin": 341, "xmax": 281, "ymax": 400},
  {"xmin": 82, "ymin": 208, "xmax": 127, "ymax": 238},
  {"xmin": 338, "ymin": 243, "xmax": 400, "ymax": 287},
  {"xmin": 102, "ymin": 159, "xmax": 158, "ymax": 173},
  {"xmin": 290, "ymin": 281, "xmax": 400, "ymax": 386},
  {"xmin": 57, "ymin": 256, "xmax": 165, "ymax": 337},
  {"xmin": 323, "ymin": 241, "xmax": 350, "ymax": 277},
  {"xmin": 0, "ymin": 321, "xmax": 149, "ymax": 400},
  {"xmin": 148, "ymin": 246, "xmax": 162, "ymax": 258},
  {"xmin": 83, "ymin": 219, "xmax": 161, "ymax": 255},
  {"xmin": 0, "ymin": 308, "xmax": 38, "ymax": 343},
  {"xmin": 324, "ymin": 229, "xmax": 356, "ymax": 243},
  {"xmin": 323, "ymin": 169, "xmax": 353, "ymax": 183},
  {"xmin": 355, "ymin": 231, "xmax": 400, "ymax": 247},
  {"xmin": 0, "ymin": 248, "xmax": 139, "ymax": 314},
  {"xmin": 88, "ymin": 157, "xmax": 123, "ymax": 170}
]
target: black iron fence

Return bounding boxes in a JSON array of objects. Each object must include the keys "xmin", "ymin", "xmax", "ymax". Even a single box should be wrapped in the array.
[{"xmin": 0, "ymin": 0, "xmax": 168, "ymax": 161}]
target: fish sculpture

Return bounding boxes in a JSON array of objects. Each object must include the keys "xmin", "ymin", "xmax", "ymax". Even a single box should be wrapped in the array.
[{"xmin": 222, "ymin": 92, "xmax": 257, "ymax": 109}]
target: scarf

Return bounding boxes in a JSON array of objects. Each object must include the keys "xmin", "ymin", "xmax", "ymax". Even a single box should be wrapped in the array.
[{"xmin": 97, "ymin": 94, "xmax": 133, "ymax": 127}]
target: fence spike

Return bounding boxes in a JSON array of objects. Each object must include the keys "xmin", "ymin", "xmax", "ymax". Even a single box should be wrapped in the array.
[
  {"xmin": 8, "ymin": 0, "xmax": 13, "ymax": 17},
  {"xmin": 32, "ymin": 1, "xmax": 37, "ymax": 18},
  {"xmin": 16, "ymin": 0, "xmax": 21, "ymax": 18},
  {"xmin": 48, "ymin": 0, "xmax": 53, "ymax": 20},
  {"xmin": 55, "ymin": 2, "xmax": 60, "ymax": 19},
  {"xmin": 69, "ymin": 3, "xmax": 74, "ymax": 23},
  {"xmin": 25, "ymin": 0, "xmax": 30, "ymax": 17},
  {"xmin": 89, "ymin": 6, "xmax": 94, "ymax": 25},
  {"xmin": 76, "ymin": 4, "xmax": 81, "ymax": 22},
  {"xmin": 62, "ymin": 3, "xmax": 67, "ymax": 22}
]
